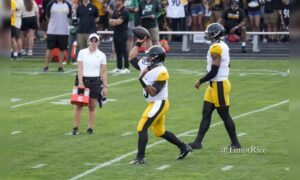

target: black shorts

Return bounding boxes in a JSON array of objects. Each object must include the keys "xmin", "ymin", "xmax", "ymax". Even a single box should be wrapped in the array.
[
  {"xmin": 225, "ymin": 25, "xmax": 241, "ymax": 36},
  {"xmin": 21, "ymin": 16, "xmax": 38, "ymax": 31},
  {"xmin": 74, "ymin": 75, "xmax": 102, "ymax": 99},
  {"xmin": 11, "ymin": 26, "xmax": 20, "ymax": 39},
  {"xmin": 47, "ymin": 34, "xmax": 69, "ymax": 50}
]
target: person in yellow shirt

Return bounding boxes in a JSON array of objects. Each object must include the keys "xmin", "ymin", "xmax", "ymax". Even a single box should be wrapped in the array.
[{"xmin": 11, "ymin": 0, "xmax": 20, "ymax": 60}]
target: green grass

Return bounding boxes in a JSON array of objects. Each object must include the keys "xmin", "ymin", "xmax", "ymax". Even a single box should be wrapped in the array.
[{"xmin": 10, "ymin": 58, "xmax": 288, "ymax": 180}]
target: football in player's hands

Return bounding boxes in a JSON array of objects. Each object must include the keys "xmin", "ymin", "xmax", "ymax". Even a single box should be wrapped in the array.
[{"xmin": 133, "ymin": 27, "xmax": 150, "ymax": 40}]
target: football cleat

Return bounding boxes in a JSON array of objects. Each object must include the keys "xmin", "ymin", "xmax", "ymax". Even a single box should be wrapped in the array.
[
  {"xmin": 129, "ymin": 158, "xmax": 146, "ymax": 165},
  {"xmin": 188, "ymin": 142, "xmax": 203, "ymax": 150},
  {"xmin": 228, "ymin": 143, "xmax": 242, "ymax": 149},
  {"xmin": 176, "ymin": 145, "xmax": 193, "ymax": 160}
]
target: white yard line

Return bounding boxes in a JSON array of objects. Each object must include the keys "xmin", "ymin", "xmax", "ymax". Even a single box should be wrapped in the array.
[
  {"xmin": 237, "ymin": 133, "xmax": 247, "ymax": 137},
  {"xmin": 156, "ymin": 165, "xmax": 171, "ymax": 170},
  {"xmin": 32, "ymin": 164, "xmax": 47, "ymax": 169},
  {"xmin": 69, "ymin": 99, "xmax": 288, "ymax": 180},
  {"xmin": 11, "ymin": 78, "xmax": 136, "ymax": 109},
  {"xmin": 121, "ymin": 132, "xmax": 133, "ymax": 137},
  {"xmin": 221, "ymin": 165, "xmax": 234, "ymax": 171},
  {"xmin": 11, "ymin": 131, "xmax": 22, "ymax": 135}
]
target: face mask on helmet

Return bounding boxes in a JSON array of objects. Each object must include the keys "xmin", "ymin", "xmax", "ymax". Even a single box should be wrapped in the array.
[{"xmin": 142, "ymin": 54, "xmax": 162, "ymax": 66}]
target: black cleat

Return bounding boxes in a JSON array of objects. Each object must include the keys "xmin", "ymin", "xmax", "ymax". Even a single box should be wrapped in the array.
[
  {"xmin": 129, "ymin": 158, "xmax": 146, "ymax": 165},
  {"xmin": 58, "ymin": 66, "xmax": 64, "ymax": 72},
  {"xmin": 188, "ymin": 142, "xmax": 203, "ymax": 150},
  {"xmin": 43, "ymin": 66, "xmax": 49, "ymax": 72},
  {"xmin": 177, "ymin": 145, "xmax": 192, "ymax": 160},
  {"xmin": 241, "ymin": 46, "xmax": 247, "ymax": 53},
  {"xmin": 87, "ymin": 128, "xmax": 93, "ymax": 134},
  {"xmin": 228, "ymin": 143, "xmax": 242, "ymax": 149},
  {"xmin": 72, "ymin": 127, "xmax": 79, "ymax": 135}
]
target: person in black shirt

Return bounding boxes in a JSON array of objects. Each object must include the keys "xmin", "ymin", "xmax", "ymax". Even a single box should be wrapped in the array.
[
  {"xmin": 218, "ymin": 0, "xmax": 247, "ymax": 52},
  {"xmin": 264, "ymin": 0, "xmax": 281, "ymax": 42},
  {"xmin": 109, "ymin": 0, "xmax": 130, "ymax": 73},
  {"xmin": 77, "ymin": 0, "xmax": 99, "ymax": 51},
  {"xmin": 279, "ymin": 0, "xmax": 289, "ymax": 42}
]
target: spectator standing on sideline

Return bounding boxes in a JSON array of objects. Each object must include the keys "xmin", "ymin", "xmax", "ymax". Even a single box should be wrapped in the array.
[
  {"xmin": 166, "ymin": 0, "xmax": 186, "ymax": 41},
  {"xmin": 20, "ymin": 0, "xmax": 39, "ymax": 56},
  {"xmin": 218, "ymin": 0, "xmax": 247, "ymax": 52},
  {"xmin": 11, "ymin": 0, "xmax": 18, "ymax": 60},
  {"xmin": 67, "ymin": 0, "xmax": 79, "ymax": 64},
  {"xmin": 124, "ymin": 0, "xmax": 138, "ymax": 50},
  {"xmin": 76, "ymin": 0, "xmax": 99, "ymax": 51},
  {"xmin": 279, "ymin": 0, "xmax": 289, "ymax": 42},
  {"xmin": 189, "ymin": 0, "xmax": 204, "ymax": 31},
  {"xmin": 43, "ymin": 0, "xmax": 71, "ymax": 72},
  {"xmin": 14, "ymin": 0, "xmax": 24, "ymax": 59},
  {"xmin": 264, "ymin": 0, "xmax": 280, "ymax": 42},
  {"xmin": 138, "ymin": 0, "xmax": 161, "ymax": 49},
  {"xmin": 202, "ymin": 0, "xmax": 212, "ymax": 28},
  {"xmin": 243, "ymin": 0, "xmax": 262, "ymax": 32},
  {"xmin": 72, "ymin": 33, "xmax": 107, "ymax": 135},
  {"xmin": 109, "ymin": 0, "xmax": 130, "ymax": 73},
  {"xmin": 209, "ymin": 0, "xmax": 226, "ymax": 23}
]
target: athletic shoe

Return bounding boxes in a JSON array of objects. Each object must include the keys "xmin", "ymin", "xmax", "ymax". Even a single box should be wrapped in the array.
[
  {"xmin": 112, "ymin": 68, "xmax": 122, "ymax": 73},
  {"xmin": 43, "ymin": 66, "xmax": 49, "ymax": 72},
  {"xmin": 129, "ymin": 158, "xmax": 146, "ymax": 165},
  {"xmin": 176, "ymin": 144, "xmax": 193, "ymax": 160},
  {"xmin": 72, "ymin": 127, "xmax": 79, "ymax": 135},
  {"xmin": 27, "ymin": 50, "xmax": 33, "ymax": 56},
  {"xmin": 58, "ymin": 67, "xmax": 64, "ymax": 72},
  {"xmin": 87, "ymin": 128, "xmax": 93, "ymax": 134},
  {"xmin": 228, "ymin": 143, "xmax": 242, "ymax": 149},
  {"xmin": 119, "ymin": 68, "xmax": 131, "ymax": 74},
  {"xmin": 20, "ymin": 49, "xmax": 26, "ymax": 56},
  {"xmin": 188, "ymin": 142, "xmax": 203, "ymax": 150}
]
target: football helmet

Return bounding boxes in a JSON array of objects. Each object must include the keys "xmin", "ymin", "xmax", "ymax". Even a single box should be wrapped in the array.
[
  {"xmin": 204, "ymin": 23, "xmax": 225, "ymax": 43},
  {"xmin": 143, "ymin": 45, "xmax": 166, "ymax": 66}
]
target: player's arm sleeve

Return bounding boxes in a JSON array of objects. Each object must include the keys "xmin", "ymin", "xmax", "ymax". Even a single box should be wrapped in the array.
[{"xmin": 130, "ymin": 57, "xmax": 140, "ymax": 70}]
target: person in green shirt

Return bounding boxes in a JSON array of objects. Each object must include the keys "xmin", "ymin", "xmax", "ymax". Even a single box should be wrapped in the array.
[
  {"xmin": 125, "ymin": 0, "xmax": 138, "ymax": 50},
  {"xmin": 137, "ymin": 0, "xmax": 161, "ymax": 49}
]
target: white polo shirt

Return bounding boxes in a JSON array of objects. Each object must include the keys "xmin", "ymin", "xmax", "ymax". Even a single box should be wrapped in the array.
[{"xmin": 77, "ymin": 48, "xmax": 107, "ymax": 77}]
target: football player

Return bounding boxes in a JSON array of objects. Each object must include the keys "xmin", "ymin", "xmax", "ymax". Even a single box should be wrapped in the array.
[
  {"xmin": 189, "ymin": 23, "xmax": 242, "ymax": 150},
  {"xmin": 128, "ymin": 39, "xmax": 192, "ymax": 164}
]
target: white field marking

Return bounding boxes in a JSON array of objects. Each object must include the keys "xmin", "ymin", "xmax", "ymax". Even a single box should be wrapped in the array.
[
  {"xmin": 285, "ymin": 167, "xmax": 289, "ymax": 171},
  {"xmin": 51, "ymin": 99, "xmax": 70, "ymax": 105},
  {"xmin": 156, "ymin": 165, "xmax": 171, "ymax": 170},
  {"xmin": 181, "ymin": 134, "xmax": 196, "ymax": 137},
  {"xmin": 11, "ymin": 131, "xmax": 22, "ymax": 135},
  {"xmin": 11, "ymin": 98, "xmax": 22, "ymax": 102},
  {"xmin": 32, "ymin": 164, "xmax": 47, "ymax": 169},
  {"xmin": 221, "ymin": 165, "xmax": 234, "ymax": 171},
  {"xmin": 65, "ymin": 132, "xmax": 73, "ymax": 136},
  {"xmin": 237, "ymin": 132, "xmax": 247, "ymax": 137},
  {"xmin": 69, "ymin": 99, "xmax": 289, "ymax": 180},
  {"xmin": 121, "ymin": 132, "xmax": 133, "ymax": 137},
  {"xmin": 106, "ymin": 98, "xmax": 117, "ymax": 102},
  {"xmin": 11, "ymin": 78, "xmax": 136, "ymax": 109}
]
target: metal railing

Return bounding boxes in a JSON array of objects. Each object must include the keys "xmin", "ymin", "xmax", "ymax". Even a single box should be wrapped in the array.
[{"xmin": 97, "ymin": 31, "xmax": 289, "ymax": 52}]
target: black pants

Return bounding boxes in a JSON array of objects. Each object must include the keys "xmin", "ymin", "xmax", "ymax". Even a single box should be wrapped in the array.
[{"xmin": 113, "ymin": 38, "xmax": 129, "ymax": 69}]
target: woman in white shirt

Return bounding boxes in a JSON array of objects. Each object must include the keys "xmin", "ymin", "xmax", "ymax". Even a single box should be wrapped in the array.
[
  {"xmin": 20, "ymin": 0, "xmax": 39, "ymax": 56},
  {"xmin": 72, "ymin": 33, "xmax": 107, "ymax": 135}
]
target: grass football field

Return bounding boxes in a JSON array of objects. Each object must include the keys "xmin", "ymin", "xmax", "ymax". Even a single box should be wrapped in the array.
[{"xmin": 11, "ymin": 58, "xmax": 288, "ymax": 180}]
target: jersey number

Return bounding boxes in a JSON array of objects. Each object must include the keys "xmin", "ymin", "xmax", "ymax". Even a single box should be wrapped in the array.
[{"xmin": 171, "ymin": 0, "xmax": 180, "ymax": 6}]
